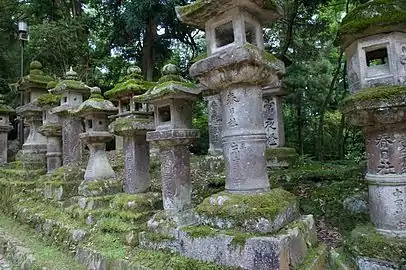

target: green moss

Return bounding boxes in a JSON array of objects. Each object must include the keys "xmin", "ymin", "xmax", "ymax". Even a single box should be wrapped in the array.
[
  {"xmin": 47, "ymin": 81, "xmax": 57, "ymax": 90},
  {"xmin": 84, "ymin": 232, "xmax": 129, "ymax": 259},
  {"xmin": 98, "ymin": 217, "xmax": 142, "ymax": 233},
  {"xmin": 88, "ymin": 93, "xmax": 104, "ymax": 100},
  {"xmin": 0, "ymin": 214, "xmax": 86, "ymax": 269},
  {"xmin": 143, "ymin": 232, "xmax": 175, "ymax": 242},
  {"xmin": 336, "ymin": 0, "xmax": 406, "ymax": 45},
  {"xmin": 105, "ymin": 79, "xmax": 153, "ymax": 100},
  {"xmin": 340, "ymin": 85, "xmax": 406, "ymax": 111},
  {"xmin": 111, "ymin": 192, "xmax": 162, "ymax": 212},
  {"xmin": 131, "ymin": 248, "xmax": 236, "ymax": 270},
  {"xmin": 345, "ymin": 225, "xmax": 406, "ymax": 263},
  {"xmin": 37, "ymin": 93, "xmax": 61, "ymax": 107},
  {"xmin": 191, "ymin": 52, "xmax": 208, "ymax": 64},
  {"xmin": 135, "ymin": 80, "xmax": 198, "ymax": 102},
  {"xmin": 196, "ymin": 188, "xmax": 297, "ymax": 225},
  {"xmin": 297, "ymin": 244, "xmax": 328, "ymax": 270},
  {"xmin": 52, "ymin": 80, "xmax": 89, "ymax": 92},
  {"xmin": 243, "ymin": 43, "xmax": 280, "ymax": 64}
]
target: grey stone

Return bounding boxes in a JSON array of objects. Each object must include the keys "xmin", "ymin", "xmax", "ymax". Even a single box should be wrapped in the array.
[
  {"xmin": 357, "ymin": 257, "xmax": 401, "ymax": 270},
  {"xmin": 72, "ymin": 229, "xmax": 86, "ymax": 243},
  {"xmin": 204, "ymin": 94, "xmax": 223, "ymax": 156},
  {"xmin": 343, "ymin": 193, "xmax": 369, "ymax": 214}
]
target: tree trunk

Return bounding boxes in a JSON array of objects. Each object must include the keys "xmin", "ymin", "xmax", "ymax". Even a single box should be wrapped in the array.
[
  {"xmin": 296, "ymin": 89, "xmax": 304, "ymax": 155},
  {"xmin": 315, "ymin": 49, "xmax": 344, "ymax": 160},
  {"xmin": 142, "ymin": 18, "xmax": 156, "ymax": 81},
  {"xmin": 338, "ymin": 61, "xmax": 348, "ymax": 159}
]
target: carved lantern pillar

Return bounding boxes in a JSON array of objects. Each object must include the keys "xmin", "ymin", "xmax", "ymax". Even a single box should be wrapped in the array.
[
  {"xmin": 337, "ymin": 1, "xmax": 406, "ymax": 238},
  {"xmin": 107, "ymin": 66, "xmax": 155, "ymax": 194},
  {"xmin": 135, "ymin": 64, "xmax": 200, "ymax": 223},
  {"xmin": 177, "ymin": 0, "xmax": 285, "ymax": 193},
  {"xmin": 16, "ymin": 61, "xmax": 53, "ymax": 170},
  {"xmin": 50, "ymin": 68, "xmax": 90, "ymax": 166}
]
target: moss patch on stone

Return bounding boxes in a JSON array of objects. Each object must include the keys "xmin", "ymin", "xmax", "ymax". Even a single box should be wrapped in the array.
[
  {"xmin": 340, "ymin": 85, "xmax": 406, "ymax": 112},
  {"xmin": 105, "ymin": 79, "xmax": 154, "ymax": 100},
  {"xmin": 191, "ymin": 52, "xmax": 208, "ymax": 64},
  {"xmin": 196, "ymin": 188, "xmax": 297, "ymax": 225},
  {"xmin": 37, "ymin": 93, "xmax": 61, "ymax": 107},
  {"xmin": 336, "ymin": 0, "xmax": 406, "ymax": 45},
  {"xmin": 265, "ymin": 147, "xmax": 299, "ymax": 166},
  {"xmin": 51, "ymin": 80, "xmax": 89, "ymax": 93},
  {"xmin": 345, "ymin": 225, "xmax": 406, "ymax": 264},
  {"xmin": 297, "ymin": 244, "xmax": 328, "ymax": 270},
  {"xmin": 135, "ymin": 80, "xmax": 198, "ymax": 102}
]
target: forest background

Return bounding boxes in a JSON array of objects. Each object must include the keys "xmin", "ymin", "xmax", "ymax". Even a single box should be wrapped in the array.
[{"xmin": 0, "ymin": 0, "xmax": 370, "ymax": 161}]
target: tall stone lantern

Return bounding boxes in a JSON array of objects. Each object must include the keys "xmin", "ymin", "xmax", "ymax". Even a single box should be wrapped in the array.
[
  {"xmin": 338, "ymin": 1, "xmax": 406, "ymax": 268},
  {"xmin": 74, "ymin": 87, "xmax": 117, "ymax": 182},
  {"xmin": 135, "ymin": 64, "xmax": 200, "ymax": 220},
  {"xmin": 16, "ymin": 61, "xmax": 53, "ymax": 170},
  {"xmin": 177, "ymin": 0, "xmax": 285, "ymax": 193},
  {"xmin": 50, "ymin": 68, "xmax": 90, "ymax": 165},
  {"xmin": 37, "ymin": 93, "xmax": 62, "ymax": 174},
  {"xmin": 107, "ymin": 66, "xmax": 155, "ymax": 194},
  {"xmin": 0, "ymin": 95, "xmax": 14, "ymax": 164}
]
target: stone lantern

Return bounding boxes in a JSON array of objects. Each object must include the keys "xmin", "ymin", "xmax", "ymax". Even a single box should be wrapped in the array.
[
  {"xmin": 263, "ymin": 81, "xmax": 298, "ymax": 168},
  {"xmin": 74, "ymin": 87, "xmax": 117, "ymax": 182},
  {"xmin": 0, "ymin": 95, "xmax": 13, "ymax": 164},
  {"xmin": 107, "ymin": 66, "xmax": 155, "ymax": 194},
  {"xmin": 16, "ymin": 61, "xmax": 53, "ymax": 170},
  {"xmin": 50, "ymin": 67, "xmax": 90, "ymax": 165},
  {"xmin": 338, "ymin": 1, "xmax": 406, "ymax": 268},
  {"xmin": 37, "ymin": 93, "xmax": 62, "ymax": 174},
  {"xmin": 177, "ymin": 0, "xmax": 285, "ymax": 193},
  {"xmin": 135, "ymin": 64, "xmax": 200, "ymax": 219}
]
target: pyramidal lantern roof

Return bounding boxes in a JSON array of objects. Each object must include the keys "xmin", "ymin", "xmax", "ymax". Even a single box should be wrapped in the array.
[
  {"xmin": 73, "ymin": 87, "xmax": 118, "ymax": 117},
  {"xmin": 335, "ymin": 0, "xmax": 406, "ymax": 47},
  {"xmin": 135, "ymin": 64, "xmax": 201, "ymax": 103},
  {"xmin": 49, "ymin": 67, "xmax": 89, "ymax": 95},
  {"xmin": 19, "ymin": 61, "xmax": 53, "ymax": 91},
  {"xmin": 175, "ymin": 0, "xmax": 282, "ymax": 29},
  {"xmin": 104, "ymin": 65, "xmax": 155, "ymax": 100}
]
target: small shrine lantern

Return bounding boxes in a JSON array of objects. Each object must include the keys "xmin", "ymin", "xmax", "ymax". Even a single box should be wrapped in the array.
[{"xmin": 74, "ymin": 87, "xmax": 118, "ymax": 182}]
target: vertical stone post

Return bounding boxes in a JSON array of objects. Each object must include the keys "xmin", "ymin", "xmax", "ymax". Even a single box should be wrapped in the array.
[
  {"xmin": 135, "ymin": 64, "xmax": 200, "ymax": 223},
  {"xmin": 204, "ymin": 94, "xmax": 223, "ymax": 156},
  {"xmin": 37, "ymin": 94, "xmax": 62, "ymax": 174},
  {"xmin": 74, "ymin": 87, "xmax": 117, "ymax": 182},
  {"xmin": 107, "ymin": 66, "xmax": 155, "ymax": 194},
  {"xmin": 337, "ymin": 1, "xmax": 406, "ymax": 240},
  {"xmin": 0, "ymin": 95, "xmax": 13, "ymax": 164},
  {"xmin": 179, "ymin": 3, "xmax": 285, "ymax": 194},
  {"xmin": 50, "ymin": 68, "xmax": 89, "ymax": 166},
  {"xmin": 263, "ymin": 83, "xmax": 298, "ymax": 168}
]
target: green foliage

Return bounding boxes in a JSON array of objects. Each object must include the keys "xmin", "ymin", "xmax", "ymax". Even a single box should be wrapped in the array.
[{"xmin": 37, "ymin": 93, "xmax": 61, "ymax": 107}]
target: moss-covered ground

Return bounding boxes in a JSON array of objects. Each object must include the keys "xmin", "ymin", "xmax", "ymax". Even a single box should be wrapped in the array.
[{"xmin": 0, "ymin": 152, "xmax": 370, "ymax": 268}]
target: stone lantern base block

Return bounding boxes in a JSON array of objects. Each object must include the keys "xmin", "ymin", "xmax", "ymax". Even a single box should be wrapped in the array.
[
  {"xmin": 140, "ymin": 215, "xmax": 322, "ymax": 270},
  {"xmin": 196, "ymin": 188, "xmax": 299, "ymax": 234},
  {"xmin": 146, "ymin": 209, "xmax": 197, "ymax": 236},
  {"xmin": 78, "ymin": 179, "xmax": 122, "ymax": 197},
  {"xmin": 265, "ymin": 147, "xmax": 299, "ymax": 169},
  {"xmin": 344, "ymin": 225, "xmax": 406, "ymax": 270},
  {"xmin": 20, "ymin": 145, "xmax": 47, "ymax": 170}
]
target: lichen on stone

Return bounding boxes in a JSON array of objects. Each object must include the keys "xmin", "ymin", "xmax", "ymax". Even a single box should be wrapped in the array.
[
  {"xmin": 19, "ymin": 61, "xmax": 53, "ymax": 89},
  {"xmin": 73, "ymin": 87, "xmax": 117, "ymax": 116}
]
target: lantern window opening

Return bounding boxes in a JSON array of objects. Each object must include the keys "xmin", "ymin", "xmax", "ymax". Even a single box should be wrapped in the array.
[
  {"xmin": 87, "ymin": 119, "xmax": 93, "ymax": 129},
  {"xmin": 158, "ymin": 105, "xmax": 171, "ymax": 123},
  {"xmin": 366, "ymin": 47, "xmax": 389, "ymax": 67},
  {"xmin": 214, "ymin": 20, "xmax": 235, "ymax": 49},
  {"xmin": 244, "ymin": 20, "xmax": 257, "ymax": 46},
  {"xmin": 63, "ymin": 96, "xmax": 68, "ymax": 103}
]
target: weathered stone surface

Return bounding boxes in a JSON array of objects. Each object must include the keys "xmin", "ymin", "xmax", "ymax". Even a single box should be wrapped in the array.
[
  {"xmin": 265, "ymin": 147, "xmax": 298, "ymax": 169},
  {"xmin": 61, "ymin": 116, "xmax": 83, "ymax": 165},
  {"xmin": 204, "ymin": 94, "xmax": 223, "ymax": 156},
  {"xmin": 263, "ymin": 94, "xmax": 284, "ymax": 148},
  {"xmin": 357, "ymin": 257, "xmax": 401, "ymax": 270},
  {"xmin": 343, "ymin": 193, "xmax": 369, "ymax": 214}
]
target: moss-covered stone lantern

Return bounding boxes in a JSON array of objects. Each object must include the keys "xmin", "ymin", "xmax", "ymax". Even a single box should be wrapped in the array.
[
  {"xmin": 50, "ymin": 67, "xmax": 90, "ymax": 165},
  {"xmin": 0, "ymin": 95, "xmax": 14, "ymax": 164},
  {"xmin": 135, "ymin": 64, "xmax": 200, "ymax": 222},
  {"xmin": 16, "ymin": 61, "xmax": 53, "ymax": 170},
  {"xmin": 37, "ymin": 93, "xmax": 62, "ymax": 174},
  {"xmin": 338, "ymin": 1, "xmax": 406, "ymax": 268},
  {"xmin": 74, "ymin": 87, "xmax": 117, "ymax": 182},
  {"xmin": 177, "ymin": 0, "xmax": 285, "ymax": 193},
  {"xmin": 107, "ymin": 66, "xmax": 155, "ymax": 194}
]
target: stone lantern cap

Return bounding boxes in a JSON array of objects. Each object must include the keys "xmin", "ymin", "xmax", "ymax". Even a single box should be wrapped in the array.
[
  {"xmin": 73, "ymin": 87, "xmax": 118, "ymax": 117},
  {"xmin": 104, "ymin": 66, "xmax": 155, "ymax": 101},
  {"xmin": 49, "ymin": 67, "xmax": 89, "ymax": 95},
  {"xmin": 19, "ymin": 61, "xmax": 54, "ymax": 91},
  {"xmin": 135, "ymin": 64, "xmax": 201, "ymax": 103},
  {"xmin": 175, "ymin": 0, "xmax": 282, "ymax": 29},
  {"xmin": 335, "ymin": 0, "xmax": 406, "ymax": 48},
  {"xmin": 37, "ymin": 93, "xmax": 61, "ymax": 109},
  {"xmin": 16, "ymin": 101, "xmax": 42, "ymax": 116},
  {"xmin": 340, "ymin": 85, "xmax": 406, "ymax": 126},
  {"xmin": 0, "ymin": 94, "xmax": 14, "ymax": 115}
]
